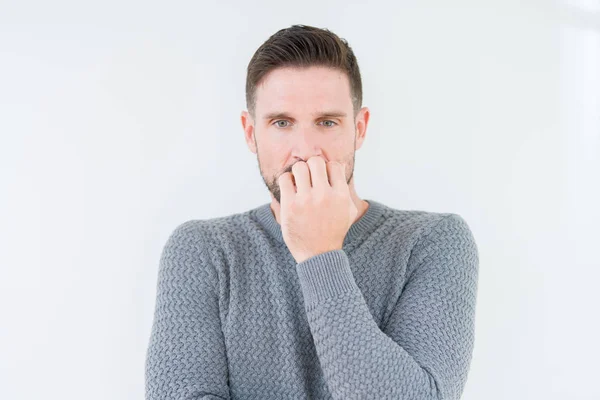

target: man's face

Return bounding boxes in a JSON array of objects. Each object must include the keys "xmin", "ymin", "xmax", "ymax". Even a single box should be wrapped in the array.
[{"xmin": 241, "ymin": 65, "xmax": 368, "ymax": 204}]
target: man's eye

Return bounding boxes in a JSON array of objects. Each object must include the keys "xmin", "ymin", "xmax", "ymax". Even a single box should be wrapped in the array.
[
  {"xmin": 274, "ymin": 120, "xmax": 290, "ymax": 128},
  {"xmin": 320, "ymin": 120, "xmax": 337, "ymax": 127}
]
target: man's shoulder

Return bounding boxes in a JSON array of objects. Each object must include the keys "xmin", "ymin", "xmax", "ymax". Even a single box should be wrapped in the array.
[
  {"xmin": 166, "ymin": 207, "xmax": 257, "ymax": 248},
  {"xmin": 375, "ymin": 201, "xmax": 475, "ymax": 249},
  {"xmin": 378, "ymin": 203, "xmax": 478, "ymax": 278},
  {"xmin": 379, "ymin": 202, "xmax": 461, "ymax": 232}
]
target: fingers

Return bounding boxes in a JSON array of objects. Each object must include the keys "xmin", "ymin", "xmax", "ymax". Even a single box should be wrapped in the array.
[
  {"xmin": 283, "ymin": 157, "xmax": 346, "ymax": 200},
  {"xmin": 326, "ymin": 160, "xmax": 346, "ymax": 188},
  {"xmin": 306, "ymin": 156, "xmax": 329, "ymax": 189},
  {"xmin": 278, "ymin": 172, "xmax": 296, "ymax": 202},
  {"xmin": 291, "ymin": 161, "xmax": 311, "ymax": 195}
]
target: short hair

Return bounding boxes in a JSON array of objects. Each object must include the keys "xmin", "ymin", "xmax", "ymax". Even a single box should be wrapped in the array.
[{"xmin": 245, "ymin": 24, "xmax": 363, "ymax": 120}]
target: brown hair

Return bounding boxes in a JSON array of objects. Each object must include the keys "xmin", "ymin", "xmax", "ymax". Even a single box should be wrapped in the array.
[{"xmin": 245, "ymin": 24, "xmax": 363, "ymax": 120}]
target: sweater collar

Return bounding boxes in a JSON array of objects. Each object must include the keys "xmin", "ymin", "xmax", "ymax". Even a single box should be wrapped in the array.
[{"xmin": 253, "ymin": 198, "xmax": 385, "ymax": 246}]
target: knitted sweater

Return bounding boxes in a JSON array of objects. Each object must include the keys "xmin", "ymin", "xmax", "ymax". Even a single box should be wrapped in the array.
[{"xmin": 145, "ymin": 199, "xmax": 479, "ymax": 400}]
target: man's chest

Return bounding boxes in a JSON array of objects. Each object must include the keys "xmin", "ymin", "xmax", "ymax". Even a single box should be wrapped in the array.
[
  {"xmin": 215, "ymin": 244, "xmax": 408, "ymax": 397},
  {"xmin": 219, "ymin": 245, "xmax": 407, "ymax": 350}
]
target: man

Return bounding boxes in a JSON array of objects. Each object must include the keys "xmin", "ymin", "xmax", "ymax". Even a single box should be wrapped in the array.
[{"xmin": 145, "ymin": 24, "xmax": 479, "ymax": 400}]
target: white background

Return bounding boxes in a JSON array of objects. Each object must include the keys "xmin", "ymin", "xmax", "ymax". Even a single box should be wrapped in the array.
[{"xmin": 1, "ymin": 1, "xmax": 599, "ymax": 399}]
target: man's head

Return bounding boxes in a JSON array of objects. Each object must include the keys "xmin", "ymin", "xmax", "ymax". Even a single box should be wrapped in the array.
[{"xmin": 241, "ymin": 24, "xmax": 370, "ymax": 204}]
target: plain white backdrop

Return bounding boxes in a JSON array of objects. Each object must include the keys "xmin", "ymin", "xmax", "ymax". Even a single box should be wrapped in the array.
[{"xmin": 1, "ymin": 0, "xmax": 599, "ymax": 399}]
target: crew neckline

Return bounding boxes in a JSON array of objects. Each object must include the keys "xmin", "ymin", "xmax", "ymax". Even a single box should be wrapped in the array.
[{"xmin": 253, "ymin": 198, "xmax": 386, "ymax": 246}]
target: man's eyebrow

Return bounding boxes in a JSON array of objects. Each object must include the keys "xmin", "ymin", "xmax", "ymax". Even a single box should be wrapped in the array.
[{"xmin": 263, "ymin": 111, "xmax": 347, "ymax": 120}]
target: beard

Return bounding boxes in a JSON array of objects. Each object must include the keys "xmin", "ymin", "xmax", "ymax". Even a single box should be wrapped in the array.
[{"xmin": 257, "ymin": 146, "xmax": 356, "ymax": 205}]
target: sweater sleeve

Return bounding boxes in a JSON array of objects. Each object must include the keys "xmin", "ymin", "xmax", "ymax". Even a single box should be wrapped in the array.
[
  {"xmin": 145, "ymin": 221, "xmax": 231, "ymax": 400},
  {"xmin": 294, "ymin": 213, "xmax": 479, "ymax": 400}
]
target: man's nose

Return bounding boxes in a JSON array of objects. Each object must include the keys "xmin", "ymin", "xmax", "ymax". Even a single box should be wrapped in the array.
[{"xmin": 292, "ymin": 129, "xmax": 324, "ymax": 162}]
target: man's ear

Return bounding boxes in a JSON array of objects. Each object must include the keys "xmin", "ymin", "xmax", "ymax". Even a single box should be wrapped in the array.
[
  {"xmin": 241, "ymin": 110, "xmax": 257, "ymax": 154},
  {"xmin": 354, "ymin": 106, "xmax": 370, "ymax": 151}
]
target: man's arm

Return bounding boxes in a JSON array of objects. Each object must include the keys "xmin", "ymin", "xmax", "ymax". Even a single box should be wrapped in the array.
[
  {"xmin": 145, "ymin": 221, "xmax": 230, "ymax": 400},
  {"xmin": 295, "ymin": 214, "xmax": 479, "ymax": 400}
]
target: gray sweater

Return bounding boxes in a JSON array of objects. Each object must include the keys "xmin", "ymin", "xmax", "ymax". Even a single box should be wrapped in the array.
[{"xmin": 145, "ymin": 199, "xmax": 479, "ymax": 399}]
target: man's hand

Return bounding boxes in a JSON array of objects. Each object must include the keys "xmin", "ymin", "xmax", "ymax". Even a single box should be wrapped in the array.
[{"xmin": 278, "ymin": 156, "xmax": 358, "ymax": 264}]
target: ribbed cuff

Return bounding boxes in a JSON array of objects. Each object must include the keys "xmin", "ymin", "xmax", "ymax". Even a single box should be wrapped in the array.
[{"xmin": 295, "ymin": 249, "xmax": 359, "ymax": 310}]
